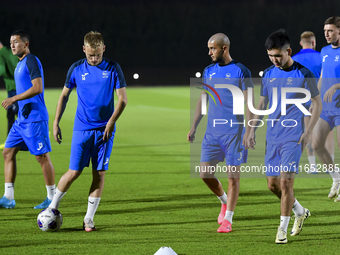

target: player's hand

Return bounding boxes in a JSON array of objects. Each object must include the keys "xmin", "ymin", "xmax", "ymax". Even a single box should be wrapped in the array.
[
  {"xmin": 247, "ymin": 131, "xmax": 256, "ymax": 149},
  {"xmin": 103, "ymin": 121, "xmax": 115, "ymax": 142},
  {"xmin": 323, "ymin": 85, "xmax": 337, "ymax": 103},
  {"xmin": 242, "ymin": 130, "xmax": 250, "ymax": 150},
  {"xmin": 1, "ymin": 97, "xmax": 16, "ymax": 110},
  {"xmin": 187, "ymin": 128, "xmax": 196, "ymax": 143},
  {"xmin": 53, "ymin": 124, "xmax": 62, "ymax": 144},
  {"xmin": 298, "ymin": 131, "xmax": 311, "ymax": 153}
]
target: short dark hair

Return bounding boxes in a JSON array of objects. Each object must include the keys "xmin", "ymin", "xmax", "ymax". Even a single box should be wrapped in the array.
[
  {"xmin": 324, "ymin": 16, "xmax": 340, "ymax": 29},
  {"xmin": 11, "ymin": 30, "xmax": 30, "ymax": 43},
  {"xmin": 265, "ymin": 29, "xmax": 290, "ymax": 50}
]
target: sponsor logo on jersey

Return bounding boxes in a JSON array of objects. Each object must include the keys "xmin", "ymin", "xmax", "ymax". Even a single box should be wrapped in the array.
[
  {"xmin": 209, "ymin": 72, "xmax": 216, "ymax": 80},
  {"xmin": 323, "ymin": 55, "xmax": 328, "ymax": 62},
  {"xmin": 81, "ymin": 73, "xmax": 89, "ymax": 80}
]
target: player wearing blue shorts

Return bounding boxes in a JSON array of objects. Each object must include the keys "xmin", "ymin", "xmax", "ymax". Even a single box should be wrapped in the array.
[
  {"xmin": 247, "ymin": 29, "xmax": 322, "ymax": 244},
  {"xmin": 48, "ymin": 31, "xmax": 127, "ymax": 231},
  {"xmin": 188, "ymin": 33, "xmax": 254, "ymax": 233},
  {"xmin": 292, "ymin": 31, "xmax": 335, "ymax": 174},
  {"xmin": 0, "ymin": 30, "xmax": 55, "ymax": 209},
  {"xmin": 312, "ymin": 16, "xmax": 340, "ymax": 201}
]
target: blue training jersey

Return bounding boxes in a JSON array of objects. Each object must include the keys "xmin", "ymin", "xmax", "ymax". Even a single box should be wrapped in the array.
[
  {"xmin": 203, "ymin": 60, "xmax": 253, "ymax": 134},
  {"xmin": 320, "ymin": 45, "xmax": 340, "ymax": 111},
  {"xmin": 65, "ymin": 58, "xmax": 127, "ymax": 131},
  {"xmin": 292, "ymin": 49, "xmax": 321, "ymax": 79},
  {"xmin": 14, "ymin": 53, "xmax": 48, "ymax": 123},
  {"xmin": 261, "ymin": 61, "xmax": 319, "ymax": 145}
]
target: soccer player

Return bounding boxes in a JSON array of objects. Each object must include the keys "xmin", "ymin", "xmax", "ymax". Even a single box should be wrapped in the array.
[
  {"xmin": 312, "ymin": 16, "xmax": 340, "ymax": 202},
  {"xmin": 0, "ymin": 30, "xmax": 55, "ymax": 209},
  {"xmin": 0, "ymin": 40, "xmax": 19, "ymax": 150},
  {"xmin": 292, "ymin": 31, "xmax": 335, "ymax": 174},
  {"xmin": 48, "ymin": 31, "xmax": 127, "ymax": 232},
  {"xmin": 247, "ymin": 29, "xmax": 322, "ymax": 244},
  {"xmin": 187, "ymin": 33, "xmax": 254, "ymax": 233}
]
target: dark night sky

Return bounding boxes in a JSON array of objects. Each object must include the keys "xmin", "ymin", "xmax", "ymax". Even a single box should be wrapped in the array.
[{"xmin": 1, "ymin": 0, "xmax": 340, "ymax": 85}]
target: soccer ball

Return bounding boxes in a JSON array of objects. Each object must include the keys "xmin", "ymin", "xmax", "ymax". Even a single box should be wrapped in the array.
[{"xmin": 37, "ymin": 208, "xmax": 63, "ymax": 232}]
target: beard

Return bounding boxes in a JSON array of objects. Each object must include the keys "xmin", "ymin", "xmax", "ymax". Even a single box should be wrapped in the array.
[{"xmin": 211, "ymin": 55, "xmax": 223, "ymax": 64}]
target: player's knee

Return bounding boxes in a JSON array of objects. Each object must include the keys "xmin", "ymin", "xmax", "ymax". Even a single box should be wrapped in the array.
[
  {"xmin": 228, "ymin": 177, "xmax": 239, "ymax": 186},
  {"xmin": 3, "ymin": 148, "xmax": 15, "ymax": 162},
  {"xmin": 35, "ymin": 153, "xmax": 50, "ymax": 165},
  {"xmin": 267, "ymin": 181, "xmax": 279, "ymax": 193}
]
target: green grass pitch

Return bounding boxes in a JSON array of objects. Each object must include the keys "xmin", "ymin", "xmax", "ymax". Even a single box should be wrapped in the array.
[{"xmin": 0, "ymin": 86, "xmax": 339, "ymax": 254}]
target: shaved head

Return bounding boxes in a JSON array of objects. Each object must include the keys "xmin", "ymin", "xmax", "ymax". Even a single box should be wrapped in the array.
[{"xmin": 208, "ymin": 33, "xmax": 230, "ymax": 48}]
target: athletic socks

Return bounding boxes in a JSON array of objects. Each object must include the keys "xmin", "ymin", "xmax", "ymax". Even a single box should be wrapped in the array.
[
  {"xmin": 46, "ymin": 185, "xmax": 55, "ymax": 201},
  {"xmin": 224, "ymin": 210, "xmax": 234, "ymax": 224},
  {"xmin": 217, "ymin": 192, "xmax": 227, "ymax": 205},
  {"xmin": 308, "ymin": 156, "xmax": 316, "ymax": 168},
  {"xmin": 280, "ymin": 216, "xmax": 290, "ymax": 233},
  {"xmin": 4, "ymin": 183, "xmax": 14, "ymax": 200},
  {"xmin": 84, "ymin": 197, "xmax": 101, "ymax": 221},
  {"xmin": 292, "ymin": 199, "xmax": 304, "ymax": 216},
  {"xmin": 49, "ymin": 188, "xmax": 66, "ymax": 209}
]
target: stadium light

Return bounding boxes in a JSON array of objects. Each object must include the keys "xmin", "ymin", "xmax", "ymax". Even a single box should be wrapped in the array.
[
  {"xmin": 259, "ymin": 71, "xmax": 264, "ymax": 77},
  {"xmin": 133, "ymin": 73, "xmax": 139, "ymax": 79},
  {"xmin": 195, "ymin": 72, "xmax": 201, "ymax": 78}
]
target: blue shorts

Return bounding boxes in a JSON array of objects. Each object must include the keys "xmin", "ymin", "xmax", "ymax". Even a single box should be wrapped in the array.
[
  {"xmin": 69, "ymin": 129, "xmax": 115, "ymax": 171},
  {"xmin": 319, "ymin": 110, "xmax": 340, "ymax": 130},
  {"xmin": 265, "ymin": 141, "xmax": 302, "ymax": 176},
  {"xmin": 8, "ymin": 90, "xmax": 18, "ymax": 114},
  {"xmin": 200, "ymin": 133, "xmax": 248, "ymax": 166},
  {"xmin": 5, "ymin": 120, "xmax": 51, "ymax": 155}
]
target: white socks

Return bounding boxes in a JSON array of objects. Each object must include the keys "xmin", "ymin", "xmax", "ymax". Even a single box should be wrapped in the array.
[
  {"xmin": 292, "ymin": 199, "xmax": 304, "ymax": 216},
  {"xmin": 308, "ymin": 156, "xmax": 316, "ymax": 168},
  {"xmin": 46, "ymin": 185, "xmax": 55, "ymax": 200},
  {"xmin": 4, "ymin": 183, "xmax": 14, "ymax": 200},
  {"xmin": 224, "ymin": 210, "xmax": 234, "ymax": 224},
  {"xmin": 280, "ymin": 216, "xmax": 290, "ymax": 233},
  {"xmin": 49, "ymin": 188, "xmax": 66, "ymax": 209},
  {"xmin": 84, "ymin": 197, "xmax": 101, "ymax": 221},
  {"xmin": 217, "ymin": 192, "xmax": 227, "ymax": 204}
]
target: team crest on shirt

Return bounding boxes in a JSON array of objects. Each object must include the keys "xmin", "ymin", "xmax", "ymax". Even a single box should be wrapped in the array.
[
  {"xmin": 102, "ymin": 71, "xmax": 109, "ymax": 78},
  {"xmin": 225, "ymin": 73, "xmax": 231, "ymax": 79},
  {"xmin": 287, "ymin": 77, "xmax": 293, "ymax": 85},
  {"xmin": 323, "ymin": 55, "xmax": 328, "ymax": 62},
  {"xmin": 335, "ymin": 55, "xmax": 339, "ymax": 62}
]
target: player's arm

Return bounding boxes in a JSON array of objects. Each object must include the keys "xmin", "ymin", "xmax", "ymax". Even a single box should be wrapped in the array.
[
  {"xmin": 1, "ymin": 77, "xmax": 43, "ymax": 109},
  {"xmin": 187, "ymin": 90, "xmax": 206, "ymax": 143},
  {"xmin": 103, "ymin": 87, "xmax": 128, "ymax": 142},
  {"xmin": 243, "ymin": 89, "xmax": 255, "ymax": 149},
  {"xmin": 298, "ymin": 95, "xmax": 322, "ymax": 151},
  {"xmin": 53, "ymin": 86, "xmax": 73, "ymax": 144},
  {"xmin": 247, "ymin": 96, "xmax": 268, "ymax": 149},
  {"xmin": 323, "ymin": 73, "xmax": 340, "ymax": 103}
]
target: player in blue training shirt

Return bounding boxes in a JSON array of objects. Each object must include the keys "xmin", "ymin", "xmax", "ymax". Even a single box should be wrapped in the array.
[
  {"xmin": 48, "ymin": 31, "xmax": 127, "ymax": 231},
  {"xmin": 247, "ymin": 29, "xmax": 322, "ymax": 244},
  {"xmin": 0, "ymin": 30, "xmax": 55, "ymax": 209},
  {"xmin": 292, "ymin": 31, "xmax": 335, "ymax": 174},
  {"xmin": 312, "ymin": 16, "xmax": 340, "ymax": 202},
  {"xmin": 187, "ymin": 33, "xmax": 254, "ymax": 233}
]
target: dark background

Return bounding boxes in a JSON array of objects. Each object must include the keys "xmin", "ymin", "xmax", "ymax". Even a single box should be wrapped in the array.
[{"xmin": 1, "ymin": 0, "xmax": 339, "ymax": 87}]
